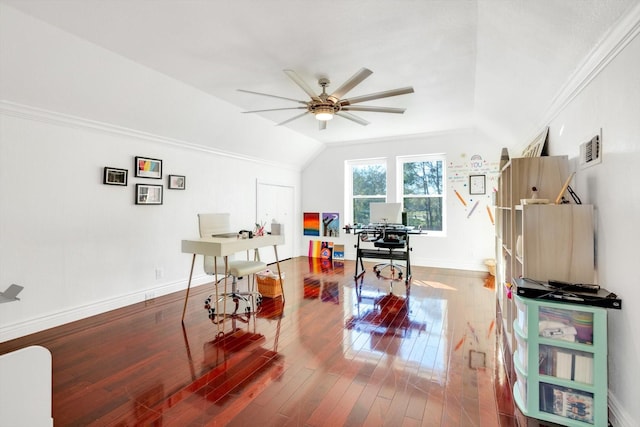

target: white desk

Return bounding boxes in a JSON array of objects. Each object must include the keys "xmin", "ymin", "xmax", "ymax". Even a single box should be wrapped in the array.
[{"xmin": 180, "ymin": 234, "xmax": 285, "ymax": 321}]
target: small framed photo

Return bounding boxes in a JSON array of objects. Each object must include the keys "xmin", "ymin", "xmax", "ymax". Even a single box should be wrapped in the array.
[
  {"xmin": 469, "ymin": 174, "xmax": 486, "ymax": 195},
  {"xmin": 168, "ymin": 175, "xmax": 186, "ymax": 190},
  {"xmin": 135, "ymin": 156, "xmax": 162, "ymax": 179},
  {"xmin": 136, "ymin": 184, "xmax": 163, "ymax": 205},
  {"xmin": 103, "ymin": 167, "xmax": 128, "ymax": 186}
]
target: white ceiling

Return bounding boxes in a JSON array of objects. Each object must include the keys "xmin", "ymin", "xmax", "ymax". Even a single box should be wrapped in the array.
[{"xmin": 3, "ymin": 0, "xmax": 639, "ymax": 148}]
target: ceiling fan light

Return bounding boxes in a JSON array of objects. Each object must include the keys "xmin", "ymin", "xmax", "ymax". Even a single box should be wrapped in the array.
[{"xmin": 314, "ymin": 106, "xmax": 334, "ymax": 121}]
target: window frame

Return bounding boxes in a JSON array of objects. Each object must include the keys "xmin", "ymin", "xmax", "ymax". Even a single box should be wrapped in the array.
[
  {"xmin": 396, "ymin": 154, "xmax": 447, "ymax": 236},
  {"xmin": 345, "ymin": 158, "xmax": 388, "ymax": 225}
]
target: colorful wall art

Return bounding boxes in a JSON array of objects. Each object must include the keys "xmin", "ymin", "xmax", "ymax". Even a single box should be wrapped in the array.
[
  {"xmin": 448, "ymin": 153, "xmax": 499, "ymax": 225},
  {"xmin": 322, "ymin": 212, "xmax": 340, "ymax": 237},
  {"xmin": 303, "ymin": 212, "xmax": 320, "ymax": 236},
  {"xmin": 333, "ymin": 244, "xmax": 345, "ymax": 259},
  {"xmin": 308, "ymin": 240, "xmax": 333, "ymax": 259}
]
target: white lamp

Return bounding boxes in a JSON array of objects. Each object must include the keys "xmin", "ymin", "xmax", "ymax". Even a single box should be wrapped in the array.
[{"xmin": 314, "ymin": 106, "xmax": 334, "ymax": 121}]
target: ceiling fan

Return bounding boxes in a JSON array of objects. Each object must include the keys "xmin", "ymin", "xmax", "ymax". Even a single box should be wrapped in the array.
[{"xmin": 238, "ymin": 68, "xmax": 414, "ymax": 130}]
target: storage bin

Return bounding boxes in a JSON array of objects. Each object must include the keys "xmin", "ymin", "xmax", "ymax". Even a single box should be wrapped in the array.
[{"xmin": 256, "ymin": 271, "xmax": 284, "ymax": 298}]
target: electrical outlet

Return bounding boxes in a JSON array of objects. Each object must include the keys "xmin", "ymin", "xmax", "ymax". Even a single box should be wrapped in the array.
[{"xmin": 155, "ymin": 268, "xmax": 164, "ymax": 280}]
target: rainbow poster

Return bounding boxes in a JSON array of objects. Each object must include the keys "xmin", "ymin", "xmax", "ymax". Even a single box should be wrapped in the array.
[{"xmin": 303, "ymin": 212, "xmax": 320, "ymax": 236}]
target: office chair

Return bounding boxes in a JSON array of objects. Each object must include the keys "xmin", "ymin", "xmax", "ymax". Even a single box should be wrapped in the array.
[
  {"xmin": 371, "ymin": 227, "xmax": 411, "ymax": 288},
  {"xmin": 198, "ymin": 213, "xmax": 267, "ymax": 320}
]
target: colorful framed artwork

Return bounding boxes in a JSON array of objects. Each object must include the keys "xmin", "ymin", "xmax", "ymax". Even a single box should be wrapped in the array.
[
  {"xmin": 303, "ymin": 212, "xmax": 320, "ymax": 236},
  {"xmin": 322, "ymin": 213, "xmax": 340, "ymax": 237},
  {"xmin": 136, "ymin": 184, "xmax": 163, "ymax": 205},
  {"xmin": 103, "ymin": 167, "xmax": 128, "ymax": 186},
  {"xmin": 135, "ymin": 156, "xmax": 162, "ymax": 179},
  {"xmin": 168, "ymin": 175, "xmax": 186, "ymax": 190}
]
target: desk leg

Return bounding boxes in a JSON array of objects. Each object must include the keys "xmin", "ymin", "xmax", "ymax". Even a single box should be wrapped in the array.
[
  {"xmin": 181, "ymin": 254, "xmax": 197, "ymax": 322},
  {"xmin": 273, "ymin": 245, "xmax": 285, "ymax": 302}
]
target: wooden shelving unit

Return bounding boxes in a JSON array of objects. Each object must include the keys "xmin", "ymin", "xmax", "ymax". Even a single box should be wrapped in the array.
[{"xmin": 495, "ymin": 155, "xmax": 574, "ymax": 350}]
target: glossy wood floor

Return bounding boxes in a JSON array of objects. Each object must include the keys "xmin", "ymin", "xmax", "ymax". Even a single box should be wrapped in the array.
[{"xmin": 0, "ymin": 257, "xmax": 528, "ymax": 427}]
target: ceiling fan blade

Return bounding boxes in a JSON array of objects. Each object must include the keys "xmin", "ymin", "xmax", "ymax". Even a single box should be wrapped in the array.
[
  {"xmin": 340, "ymin": 86, "xmax": 414, "ymax": 106},
  {"xmin": 237, "ymin": 89, "xmax": 308, "ymax": 105},
  {"xmin": 319, "ymin": 120, "xmax": 327, "ymax": 131},
  {"xmin": 341, "ymin": 105, "xmax": 406, "ymax": 114},
  {"xmin": 327, "ymin": 68, "xmax": 373, "ymax": 102},
  {"xmin": 243, "ymin": 107, "xmax": 307, "ymax": 113},
  {"xmin": 283, "ymin": 69, "xmax": 322, "ymax": 102},
  {"xmin": 277, "ymin": 111, "xmax": 310, "ymax": 126},
  {"xmin": 335, "ymin": 111, "xmax": 370, "ymax": 126}
]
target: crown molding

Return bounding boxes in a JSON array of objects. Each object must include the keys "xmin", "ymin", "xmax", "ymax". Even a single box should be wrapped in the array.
[
  {"xmin": 541, "ymin": 2, "xmax": 640, "ymax": 125},
  {"xmin": 0, "ymin": 100, "xmax": 299, "ymax": 171}
]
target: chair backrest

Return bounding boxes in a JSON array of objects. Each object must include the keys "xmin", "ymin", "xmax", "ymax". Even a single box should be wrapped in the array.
[
  {"xmin": 198, "ymin": 213, "xmax": 231, "ymax": 237},
  {"xmin": 198, "ymin": 213, "xmax": 232, "ymax": 274}
]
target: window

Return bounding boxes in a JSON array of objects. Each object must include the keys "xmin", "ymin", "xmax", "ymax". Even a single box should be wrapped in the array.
[
  {"xmin": 398, "ymin": 154, "xmax": 445, "ymax": 232},
  {"xmin": 346, "ymin": 159, "xmax": 387, "ymax": 225}
]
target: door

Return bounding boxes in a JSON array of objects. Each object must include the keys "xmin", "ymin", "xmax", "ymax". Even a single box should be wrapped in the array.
[{"xmin": 256, "ymin": 181, "xmax": 294, "ymax": 264}]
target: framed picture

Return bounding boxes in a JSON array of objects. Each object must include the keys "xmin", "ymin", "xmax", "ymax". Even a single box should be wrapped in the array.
[
  {"xmin": 134, "ymin": 156, "xmax": 162, "ymax": 179},
  {"xmin": 136, "ymin": 184, "xmax": 163, "ymax": 205},
  {"xmin": 168, "ymin": 175, "xmax": 186, "ymax": 190},
  {"xmin": 469, "ymin": 174, "xmax": 486, "ymax": 195},
  {"xmin": 103, "ymin": 167, "xmax": 128, "ymax": 186}
]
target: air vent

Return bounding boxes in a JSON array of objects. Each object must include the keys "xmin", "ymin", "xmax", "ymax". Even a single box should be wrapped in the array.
[{"xmin": 579, "ymin": 130, "xmax": 602, "ymax": 169}]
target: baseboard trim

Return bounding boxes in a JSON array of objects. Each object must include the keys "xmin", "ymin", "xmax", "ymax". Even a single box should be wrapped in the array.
[
  {"xmin": 0, "ymin": 275, "xmax": 211, "ymax": 343},
  {"xmin": 609, "ymin": 390, "xmax": 635, "ymax": 427}
]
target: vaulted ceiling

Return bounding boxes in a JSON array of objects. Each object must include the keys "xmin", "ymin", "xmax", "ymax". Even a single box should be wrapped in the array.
[{"xmin": 3, "ymin": 0, "xmax": 639, "ymax": 150}]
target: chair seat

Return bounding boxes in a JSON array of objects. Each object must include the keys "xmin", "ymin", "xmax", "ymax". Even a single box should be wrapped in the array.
[
  {"xmin": 374, "ymin": 239, "xmax": 405, "ymax": 249},
  {"xmin": 228, "ymin": 260, "xmax": 267, "ymax": 277}
]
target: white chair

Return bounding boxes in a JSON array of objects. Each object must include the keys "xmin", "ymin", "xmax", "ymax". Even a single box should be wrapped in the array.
[{"xmin": 198, "ymin": 213, "xmax": 266, "ymax": 320}]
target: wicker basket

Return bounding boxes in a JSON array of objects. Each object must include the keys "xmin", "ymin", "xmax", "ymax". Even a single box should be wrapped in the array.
[{"xmin": 256, "ymin": 272, "xmax": 284, "ymax": 298}]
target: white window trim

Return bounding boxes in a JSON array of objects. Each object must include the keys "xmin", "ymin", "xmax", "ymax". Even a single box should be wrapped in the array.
[
  {"xmin": 396, "ymin": 154, "xmax": 447, "ymax": 236},
  {"xmin": 344, "ymin": 158, "xmax": 388, "ymax": 225}
]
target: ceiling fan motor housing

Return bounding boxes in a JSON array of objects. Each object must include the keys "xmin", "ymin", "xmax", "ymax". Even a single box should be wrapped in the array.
[{"xmin": 309, "ymin": 78, "xmax": 341, "ymax": 115}]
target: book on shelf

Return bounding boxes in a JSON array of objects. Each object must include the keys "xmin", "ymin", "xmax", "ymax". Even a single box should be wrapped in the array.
[
  {"xmin": 555, "ymin": 349, "xmax": 573, "ymax": 380},
  {"xmin": 541, "ymin": 383, "xmax": 594, "ymax": 424},
  {"xmin": 538, "ymin": 346, "xmax": 594, "ymax": 384},
  {"xmin": 574, "ymin": 353, "xmax": 594, "ymax": 384}
]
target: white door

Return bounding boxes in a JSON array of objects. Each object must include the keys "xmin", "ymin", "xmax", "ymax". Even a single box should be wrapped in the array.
[{"xmin": 256, "ymin": 181, "xmax": 294, "ymax": 264}]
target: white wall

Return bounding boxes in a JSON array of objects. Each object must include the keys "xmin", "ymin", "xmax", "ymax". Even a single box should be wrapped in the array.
[
  {"xmin": 301, "ymin": 129, "xmax": 500, "ymax": 272},
  {"xmin": 0, "ymin": 5, "xmax": 306, "ymax": 341},
  {"xmin": 0, "ymin": 106, "xmax": 301, "ymax": 341},
  {"xmin": 543, "ymin": 30, "xmax": 640, "ymax": 427}
]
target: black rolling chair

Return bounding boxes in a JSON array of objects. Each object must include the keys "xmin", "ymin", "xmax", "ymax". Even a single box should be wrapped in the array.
[{"xmin": 372, "ymin": 228, "xmax": 410, "ymax": 285}]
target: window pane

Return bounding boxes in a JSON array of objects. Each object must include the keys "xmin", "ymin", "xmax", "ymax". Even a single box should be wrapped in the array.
[
  {"xmin": 353, "ymin": 164, "xmax": 386, "ymax": 196},
  {"xmin": 403, "ymin": 161, "xmax": 443, "ymax": 195},
  {"xmin": 353, "ymin": 197, "xmax": 386, "ymax": 225},
  {"xmin": 404, "ymin": 197, "xmax": 443, "ymax": 231}
]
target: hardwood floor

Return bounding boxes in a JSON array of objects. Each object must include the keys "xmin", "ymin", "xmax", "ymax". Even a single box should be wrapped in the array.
[{"xmin": 1, "ymin": 257, "xmax": 525, "ymax": 426}]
